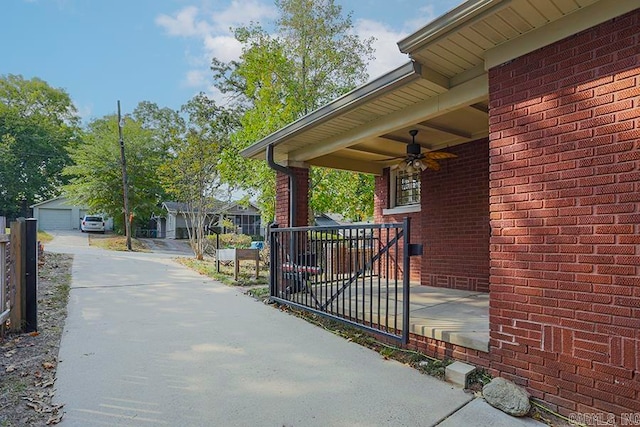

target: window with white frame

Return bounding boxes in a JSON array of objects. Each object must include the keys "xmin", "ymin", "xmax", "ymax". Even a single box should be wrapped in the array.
[
  {"xmin": 382, "ymin": 166, "xmax": 423, "ymax": 216},
  {"xmin": 390, "ymin": 167, "xmax": 421, "ymax": 208}
]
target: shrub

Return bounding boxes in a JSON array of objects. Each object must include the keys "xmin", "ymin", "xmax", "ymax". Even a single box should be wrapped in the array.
[{"xmin": 206, "ymin": 233, "xmax": 252, "ymax": 249}]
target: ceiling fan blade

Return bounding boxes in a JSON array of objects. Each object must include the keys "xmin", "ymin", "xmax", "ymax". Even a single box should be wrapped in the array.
[
  {"xmin": 374, "ymin": 156, "xmax": 404, "ymax": 162},
  {"xmin": 425, "ymin": 151, "xmax": 457, "ymax": 160},
  {"xmin": 425, "ymin": 159, "xmax": 442, "ymax": 171}
]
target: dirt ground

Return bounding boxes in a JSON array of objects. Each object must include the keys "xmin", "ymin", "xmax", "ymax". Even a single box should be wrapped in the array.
[{"xmin": 0, "ymin": 252, "xmax": 72, "ymax": 426}]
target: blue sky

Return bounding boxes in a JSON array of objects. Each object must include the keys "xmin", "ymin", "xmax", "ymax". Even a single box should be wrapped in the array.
[{"xmin": 3, "ymin": 0, "xmax": 463, "ymax": 122}]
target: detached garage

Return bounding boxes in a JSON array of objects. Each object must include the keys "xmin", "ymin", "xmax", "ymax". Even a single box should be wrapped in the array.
[{"xmin": 31, "ymin": 196, "xmax": 85, "ymax": 230}]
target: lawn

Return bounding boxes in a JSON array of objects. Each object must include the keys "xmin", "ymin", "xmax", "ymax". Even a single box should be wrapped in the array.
[
  {"xmin": 87, "ymin": 233, "xmax": 150, "ymax": 252},
  {"xmin": 177, "ymin": 257, "xmax": 269, "ymax": 287}
]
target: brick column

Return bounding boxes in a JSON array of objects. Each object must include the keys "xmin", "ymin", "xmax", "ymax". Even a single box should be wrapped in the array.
[
  {"xmin": 275, "ymin": 166, "xmax": 309, "ymax": 228},
  {"xmin": 488, "ymin": 10, "xmax": 640, "ymax": 419}
]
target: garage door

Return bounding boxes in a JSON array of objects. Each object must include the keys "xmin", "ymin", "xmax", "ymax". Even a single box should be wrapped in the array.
[{"xmin": 39, "ymin": 208, "xmax": 72, "ymax": 230}]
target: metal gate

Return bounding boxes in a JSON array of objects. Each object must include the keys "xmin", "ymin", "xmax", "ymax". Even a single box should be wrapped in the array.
[{"xmin": 269, "ymin": 218, "xmax": 421, "ymax": 343}]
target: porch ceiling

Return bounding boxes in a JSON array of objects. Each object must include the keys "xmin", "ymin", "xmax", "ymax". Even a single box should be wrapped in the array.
[{"xmin": 241, "ymin": 0, "xmax": 632, "ymax": 175}]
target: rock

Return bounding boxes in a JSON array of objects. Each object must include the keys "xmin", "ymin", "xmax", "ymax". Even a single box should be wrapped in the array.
[{"xmin": 482, "ymin": 377, "xmax": 531, "ymax": 416}]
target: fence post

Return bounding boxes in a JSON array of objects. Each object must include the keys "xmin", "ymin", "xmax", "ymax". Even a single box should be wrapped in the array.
[
  {"xmin": 402, "ymin": 217, "xmax": 411, "ymax": 345},
  {"xmin": 0, "ymin": 217, "xmax": 7, "ymax": 336},
  {"xmin": 24, "ymin": 218, "xmax": 38, "ymax": 332},
  {"xmin": 269, "ymin": 223, "xmax": 278, "ymax": 297},
  {"xmin": 9, "ymin": 219, "xmax": 25, "ymax": 332}
]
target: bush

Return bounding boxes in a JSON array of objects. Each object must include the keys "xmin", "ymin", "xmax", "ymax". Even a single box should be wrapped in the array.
[{"xmin": 206, "ymin": 233, "xmax": 252, "ymax": 249}]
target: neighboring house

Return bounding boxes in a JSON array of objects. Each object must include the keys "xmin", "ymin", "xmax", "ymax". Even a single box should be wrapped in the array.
[
  {"xmin": 31, "ymin": 196, "xmax": 113, "ymax": 231},
  {"xmin": 157, "ymin": 200, "xmax": 263, "ymax": 239},
  {"xmin": 314, "ymin": 213, "xmax": 348, "ymax": 227},
  {"xmin": 241, "ymin": 1, "xmax": 640, "ymax": 420}
]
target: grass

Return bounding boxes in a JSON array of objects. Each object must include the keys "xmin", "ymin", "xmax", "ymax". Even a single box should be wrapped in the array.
[
  {"xmin": 177, "ymin": 257, "xmax": 269, "ymax": 287},
  {"xmin": 3, "ymin": 229, "xmax": 54, "ymax": 244},
  {"xmin": 87, "ymin": 233, "xmax": 150, "ymax": 252},
  {"xmin": 37, "ymin": 230, "xmax": 54, "ymax": 243}
]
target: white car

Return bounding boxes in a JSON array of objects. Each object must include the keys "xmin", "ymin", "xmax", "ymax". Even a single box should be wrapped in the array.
[{"xmin": 81, "ymin": 215, "xmax": 105, "ymax": 233}]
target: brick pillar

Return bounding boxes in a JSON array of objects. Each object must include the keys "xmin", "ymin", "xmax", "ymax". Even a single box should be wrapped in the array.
[
  {"xmin": 488, "ymin": 10, "xmax": 640, "ymax": 419},
  {"xmin": 275, "ymin": 166, "xmax": 309, "ymax": 227}
]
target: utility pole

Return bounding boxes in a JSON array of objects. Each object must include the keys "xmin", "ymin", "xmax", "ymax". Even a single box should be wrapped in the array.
[{"xmin": 117, "ymin": 100, "xmax": 132, "ymax": 251}]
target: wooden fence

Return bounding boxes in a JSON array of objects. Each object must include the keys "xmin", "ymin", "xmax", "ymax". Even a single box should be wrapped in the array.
[
  {"xmin": 0, "ymin": 217, "xmax": 9, "ymax": 329},
  {"xmin": 0, "ymin": 217, "xmax": 38, "ymax": 338}
]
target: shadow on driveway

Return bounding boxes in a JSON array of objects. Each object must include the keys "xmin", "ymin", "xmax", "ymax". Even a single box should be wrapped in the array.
[{"xmin": 139, "ymin": 238, "xmax": 193, "ymax": 256}]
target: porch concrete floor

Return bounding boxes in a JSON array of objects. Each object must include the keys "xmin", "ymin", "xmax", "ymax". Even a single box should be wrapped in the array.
[
  {"xmin": 407, "ymin": 285, "xmax": 489, "ymax": 352},
  {"xmin": 303, "ymin": 281, "xmax": 490, "ymax": 352}
]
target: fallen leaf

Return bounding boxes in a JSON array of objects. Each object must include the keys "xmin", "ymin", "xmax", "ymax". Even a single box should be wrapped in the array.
[
  {"xmin": 46, "ymin": 411, "xmax": 63, "ymax": 425},
  {"xmin": 29, "ymin": 331, "xmax": 40, "ymax": 337},
  {"xmin": 5, "ymin": 365, "xmax": 16, "ymax": 373},
  {"xmin": 42, "ymin": 361, "xmax": 56, "ymax": 370},
  {"xmin": 25, "ymin": 400, "xmax": 41, "ymax": 412}
]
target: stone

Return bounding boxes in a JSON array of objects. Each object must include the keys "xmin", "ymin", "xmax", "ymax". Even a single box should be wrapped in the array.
[{"xmin": 482, "ymin": 377, "xmax": 531, "ymax": 417}]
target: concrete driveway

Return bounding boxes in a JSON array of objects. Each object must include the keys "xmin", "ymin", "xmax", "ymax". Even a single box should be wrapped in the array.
[{"xmin": 48, "ymin": 234, "xmax": 542, "ymax": 426}]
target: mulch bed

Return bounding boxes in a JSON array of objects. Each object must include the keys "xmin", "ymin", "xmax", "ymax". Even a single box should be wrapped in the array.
[{"xmin": 0, "ymin": 252, "xmax": 72, "ymax": 426}]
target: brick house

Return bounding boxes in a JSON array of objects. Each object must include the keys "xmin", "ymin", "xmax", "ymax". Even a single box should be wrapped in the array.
[{"xmin": 242, "ymin": 0, "xmax": 639, "ymax": 419}]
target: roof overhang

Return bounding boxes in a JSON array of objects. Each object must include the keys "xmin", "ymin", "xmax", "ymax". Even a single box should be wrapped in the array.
[{"xmin": 241, "ymin": 0, "xmax": 635, "ymax": 175}]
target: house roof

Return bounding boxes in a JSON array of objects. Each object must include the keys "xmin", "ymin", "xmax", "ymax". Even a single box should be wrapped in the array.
[
  {"xmin": 314, "ymin": 213, "xmax": 349, "ymax": 227},
  {"xmin": 241, "ymin": 0, "xmax": 636, "ymax": 175},
  {"xmin": 161, "ymin": 200, "xmax": 260, "ymax": 215},
  {"xmin": 30, "ymin": 196, "xmax": 66, "ymax": 208},
  {"xmin": 30, "ymin": 195, "xmax": 86, "ymax": 209}
]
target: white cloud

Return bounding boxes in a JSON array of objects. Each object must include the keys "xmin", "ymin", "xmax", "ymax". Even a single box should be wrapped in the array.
[
  {"xmin": 155, "ymin": 6, "xmax": 211, "ymax": 37},
  {"xmin": 209, "ymin": 0, "xmax": 277, "ymax": 32},
  {"xmin": 404, "ymin": 5, "xmax": 437, "ymax": 34},
  {"xmin": 202, "ymin": 34, "xmax": 242, "ymax": 63},
  {"xmin": 183, "ymin": 70, "xmax": 208, "ymax": 88},
  {"xmin": 157, "ymin": 1, "xmax": 277, "ymax": 103},
  {"xmin": 355, "ymin": 18, "xmax": 411, "ymax": 81}
]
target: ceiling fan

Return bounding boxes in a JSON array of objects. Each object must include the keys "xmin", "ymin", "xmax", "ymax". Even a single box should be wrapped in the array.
[{"xmin": 391, "ymin": 129, "xmax": 457, "ymax": 172}]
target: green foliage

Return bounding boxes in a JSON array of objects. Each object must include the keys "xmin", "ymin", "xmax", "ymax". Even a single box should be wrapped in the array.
[
  {"xmin": 310, "ymin": 168, "xmax": 374, "ymax": 221},
  {"xmin": 63, "ymin": 106, "xmax": 168, "ymax": 231},
  {"xmin": 207, "ymin": 233, "xmax": 252, "ymax": 249},
  {"xmin": 0, "ymin": 74, "xmax": 81, "ymax": 217},
  {"xmin": 211, "ymin": 0, "xmax": 375, "ymax": 223},
  {"xmin": 308, "ymin": 230, "xmax": 343, "ymax": 240}
]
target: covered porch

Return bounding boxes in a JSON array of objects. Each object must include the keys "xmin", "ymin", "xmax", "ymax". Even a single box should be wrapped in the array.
[
  {"xmin": 240, "ymin": 0, "xmax": 640, "ymax": 418},
  {"xmin": 268, "ymin": 221, "xmax": 489, "ymax": 352}
]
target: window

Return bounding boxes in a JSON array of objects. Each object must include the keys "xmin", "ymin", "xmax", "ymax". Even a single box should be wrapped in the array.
[
  {"xmin": 395, "ymin": 169, "xmax": 420, "ymax": 206},
  {"xmin": 383, "ymin": 167, "xmax": 422, "ymax": 215}
]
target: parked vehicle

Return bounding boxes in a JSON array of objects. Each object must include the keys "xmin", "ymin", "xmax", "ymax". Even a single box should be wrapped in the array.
[{"xmin": 81, "ymin": 215, "xmax": 105, "ymax": 233}]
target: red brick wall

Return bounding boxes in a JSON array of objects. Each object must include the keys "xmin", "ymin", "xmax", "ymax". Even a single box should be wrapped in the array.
[
  {"xmin": 275, "ymin": 167, "xmax": 310, "ymax": 227},
  {"xmin": 275, "ymin": 171, "xmax": 289, "ymax": 227},
  {"xmin": 422, "ymin": 139, "xmax": 490, "ymax": 292},
  {"xmin": 488, "ymin": 10, "xmax": 640, "ymax": 418}
]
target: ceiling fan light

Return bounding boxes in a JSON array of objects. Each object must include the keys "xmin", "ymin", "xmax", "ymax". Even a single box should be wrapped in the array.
[{"xmin": 412, "ymin": 159, "xmax": 426, "ymax": 171}]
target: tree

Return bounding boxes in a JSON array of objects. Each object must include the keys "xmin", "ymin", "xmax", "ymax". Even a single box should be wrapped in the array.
[
  {"xmin": 159, "ymin": 95, "xmax": 235, "ymax": 260},
  {"xmin": 0, "ymin": 74, "xmax": 80, "ymax": 218},
  {"xmin": 212, "ymin": 0, "xmax": 376, "ymax": 222},
  {"xmin": 63, "ymin": 105, "xmax": 168, "ymax": 232}
]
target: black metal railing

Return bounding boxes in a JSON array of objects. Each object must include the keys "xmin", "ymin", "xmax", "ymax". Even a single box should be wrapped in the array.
[{"xmin": 269, "ymin": 218, "xmax": 419, "ymax": 343}]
